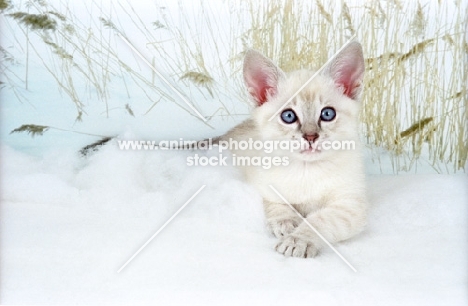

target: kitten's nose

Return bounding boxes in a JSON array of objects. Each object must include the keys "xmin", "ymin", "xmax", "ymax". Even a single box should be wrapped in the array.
[{"xmin": 303, "ymin": 133, "xmax": 319, "ymax": 143}]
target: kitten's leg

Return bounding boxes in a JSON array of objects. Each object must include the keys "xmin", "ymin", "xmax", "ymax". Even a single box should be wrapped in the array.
[
  {"xmin": 275, "ymin": 197, "xmax": 367, "ymax": 258},
  {"xmin": 264, "ymin": 200, "xmax": 303, "ymax": 238}
]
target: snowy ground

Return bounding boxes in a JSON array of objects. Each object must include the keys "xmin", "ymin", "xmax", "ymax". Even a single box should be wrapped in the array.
[{"xmin": 1, "ymin": 142, "xmax": 467, "ymax": 305}]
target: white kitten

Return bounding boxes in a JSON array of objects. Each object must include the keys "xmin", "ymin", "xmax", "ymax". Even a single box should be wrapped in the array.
[{"xmin": 219, "ymin": 42, "xmax": 368, "ymax": 258}]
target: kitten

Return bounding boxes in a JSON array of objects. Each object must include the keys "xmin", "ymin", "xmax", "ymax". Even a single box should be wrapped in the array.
[{"xmin": 219, "ymin": 42, "xmax": 368, "ymax": 258}]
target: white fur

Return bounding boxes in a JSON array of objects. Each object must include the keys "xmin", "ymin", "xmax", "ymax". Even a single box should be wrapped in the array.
[{"xmin": 221, "ymin": 43, "xmax": 368, "ymax": 258}]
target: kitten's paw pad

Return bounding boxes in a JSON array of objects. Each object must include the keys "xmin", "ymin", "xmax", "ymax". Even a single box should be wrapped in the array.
[
  {"xmin": 275, "ymin": 236, "xmax": 319, "ymax": 258},
  {"xmin": 268, "ymin": 219, "xmax": 297, "ymax": 238}
]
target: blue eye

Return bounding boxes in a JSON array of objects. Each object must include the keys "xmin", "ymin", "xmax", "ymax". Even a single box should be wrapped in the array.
[
  {"xmin": 320, "ymin": 107, "xmax": 336, "ymax": 121},
  {"xmin": 280, "ymin": 109, "xmax": 297, "ymax": 124}
]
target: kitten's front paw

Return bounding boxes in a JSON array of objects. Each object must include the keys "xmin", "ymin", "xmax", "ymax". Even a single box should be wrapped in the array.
[
  {"xmin": 275, "ymin": 235, "xmax": 319, "ymax": 258},
  {"xmin": 267, "ymin": 219, "xmax": 298, "ymax": 238}
]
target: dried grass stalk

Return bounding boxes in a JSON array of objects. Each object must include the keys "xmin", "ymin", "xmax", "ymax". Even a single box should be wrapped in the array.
[{"xmin": 10, "ymin": 124, "xmax": 50, "ymax": 137}]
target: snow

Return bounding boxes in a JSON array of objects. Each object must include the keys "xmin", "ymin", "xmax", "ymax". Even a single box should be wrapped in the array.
[
  {"xmin": 1, "ymin": 142, "xmax": 467, "ymax": 305},
  {"xmin": 1, "ymin": 0, "xmax": 467, "ymax": 304}
]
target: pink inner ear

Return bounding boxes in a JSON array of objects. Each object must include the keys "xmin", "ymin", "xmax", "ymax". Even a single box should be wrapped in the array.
[
  {"xmin": 336, "ymin": 69, "xmax": 359, "ymax": 98},
  {"xmin": 244, "ymin": 49, "xmax": 283, "ymax": 106},
  {"xmin": 246, "ymin": 71, "xmax": 274, "ymax": 105},
  {"xmin": 329, "ymin": 42, "xmax": 365, "ymax": 100}
]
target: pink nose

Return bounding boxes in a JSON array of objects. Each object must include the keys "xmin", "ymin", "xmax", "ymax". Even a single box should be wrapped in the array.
[{"xmin": 303, "ymin": 133, "xmax": 319, "ymax": 143}]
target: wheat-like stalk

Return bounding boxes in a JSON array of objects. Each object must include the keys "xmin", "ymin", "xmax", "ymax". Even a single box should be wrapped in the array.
[
  {"xmin": 10, "ymin": 124, "xmax": 50, "ymax": 137},
  {"xmin": 0, "ymin": 0, "xmax": 11, "ymax": 10},
  {"xmin": 8, "ymin": 12, "xmax": 57, "ymax": 30},
  {"xmin": 398, "ymin": 117, "xmax": 434, "ymax": 140}
]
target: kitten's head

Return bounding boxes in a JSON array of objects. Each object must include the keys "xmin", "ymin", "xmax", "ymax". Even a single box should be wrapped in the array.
[{"xmin": 243, "ymin": 42, "xmax": 365, "ymax": 162}]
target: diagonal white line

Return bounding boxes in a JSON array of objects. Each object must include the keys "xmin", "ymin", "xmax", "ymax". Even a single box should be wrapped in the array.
[
  {"xmin": 268, "ymin": 34, "xmax": 357, "ymax": 122},
  {"xmin": 117, "ymin": 185, "xmax": 206, "ymax": 273},
  {"xmin": 117, "ymin": 33, "xmax": 207, "ymax": 122},
  {"xmin": 268, "ymin": 185, "xmax": 357, "ymax": 273}
]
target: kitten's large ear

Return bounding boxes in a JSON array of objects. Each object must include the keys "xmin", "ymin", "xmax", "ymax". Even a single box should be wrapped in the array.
[
  {"xmin": 325, "ymin": 41, "xmax": 365, "ymax": 100},
  {"xmin": 243, "ymin": 49, "xmax": 285, "ymax": 106}
]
